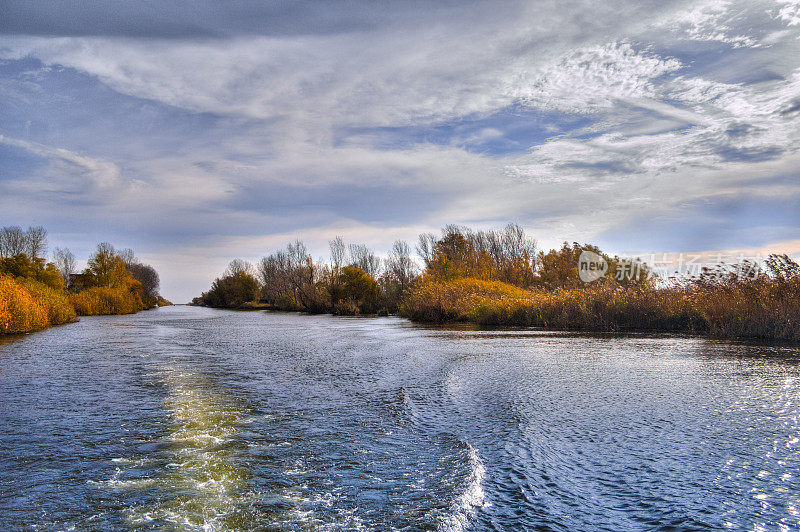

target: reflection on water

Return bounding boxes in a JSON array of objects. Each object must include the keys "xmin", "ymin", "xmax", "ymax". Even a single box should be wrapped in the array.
[{"xmin": 0, "ymin": 306, "xmax": 799, "ymax": 531}]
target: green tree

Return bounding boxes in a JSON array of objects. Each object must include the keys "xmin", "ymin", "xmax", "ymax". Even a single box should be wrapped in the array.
[
  {"xmin": 203, "ymin": 271, "xmax": 260, "ymax": 308},
  {"xmin": 336, "ymin": 266, "xmax": 380, "ymax": 314}
]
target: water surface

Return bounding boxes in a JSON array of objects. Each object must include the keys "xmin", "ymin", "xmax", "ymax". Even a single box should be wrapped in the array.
[{"xmin": 1, "ymin": 306, "xmax": 799, "ymax": 530}]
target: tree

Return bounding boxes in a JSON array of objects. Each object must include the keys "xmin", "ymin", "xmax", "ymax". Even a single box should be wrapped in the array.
[
  {"xmin": 348, "ymin": 243, "xmax": 381, "ymax": 278},
  {"xmin": 329, "ymin": 236, "xmax": 347, "ymax": 276},
  {"xmin": 225, "ymin": 258, "xmax": 254, "ymax": 277},
  {"xmin": 117, "ymin": 248, "xmax": 137, "ymax": 265},
  {"xmin": 336, "ymin": 266, "xmax": 380, "ymax": 314},
  {"xmin": 416, "ymin": 232, "xmax": 436, "ymax": 270},
  {"xmin": 24, "ymin": 226, "xmax": 48, "ymax": 258},
  {"xmin": 127, "ymin": 263, "xmax": 160, "ymax": 299},
  {"xmin": 534, "ymin": 242, "xmax": 649, "ymax": 289},
  {"xmin": 52, "ymin": 247, "xmax": 76, "ymax": 288},
  {"xmin": 256, "ymin": 241, "xmax": 321, "ymax": 310},
  {"xmin": 0, "ymin": 253, "xmax": 64, "ymax": 291},
  {"xmin": 85, "ymin": 243, "xmax": 128, "ymax": 288},
  {"xmin": 419, "ymin": 224, "xmax": 537, "ymax": 285},
  {"xmin": 425, "ymin": 225, "xmax": 490, "ymax": 281},
  {"xmin": 258, "ymin": 251, "xmax": 293, "ymax": 306},
  {"xmin": 202, "ymin": 271, "xmax": 260, "ymax": 308},
  {"xmin": 386, "ymin": 240, "xmax": 417, "ymax": 292},
  {"xmin": 0, "ymin": 226, "xmax": 46, "ymax": 258}
]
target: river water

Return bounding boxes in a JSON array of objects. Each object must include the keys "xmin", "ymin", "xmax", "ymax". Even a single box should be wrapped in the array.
[{"xmin": 1, "ymin": 305, "xmax": 799, "ymax": 531}]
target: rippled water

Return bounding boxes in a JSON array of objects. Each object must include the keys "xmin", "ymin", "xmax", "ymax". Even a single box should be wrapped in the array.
[{"xmin": 1, "ymin": 306, "xmax": 799, "ymax": 530}]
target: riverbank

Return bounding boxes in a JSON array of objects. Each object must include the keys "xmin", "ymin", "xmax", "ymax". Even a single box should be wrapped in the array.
[
  {"xmin": 1, "ymin": 273, "xmax": 171, "ymax": 335},
  {"xmin": 1, "ymin": 238, "xmax": 171, "ymax": 335},
  {"xmin": 399, "ymin": 276, "xmax": 800, "ymax": 342},
  {"xmin": 193, "ymin": 225, "xmax": 799, "ymax": 342}
]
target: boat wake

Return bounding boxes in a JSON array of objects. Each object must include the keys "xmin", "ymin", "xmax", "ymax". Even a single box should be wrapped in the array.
[
  {"xmin": 438, "ymin": 441, "xmax": 488, "ymax": 532},
  {"xmin": 110, "ymin": 363, "xmax": 258, "ymax": 530}
]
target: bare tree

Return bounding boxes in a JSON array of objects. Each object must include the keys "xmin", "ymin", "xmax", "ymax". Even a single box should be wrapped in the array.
[
  {"xmin": 258, "ymin": 241, "xmax": 315, "ymax": 306},
  {"xmin": 224, "ymin": 258, "xmax": 254, "ymax": 277},
  {"xmin": 329, "ymin": 236, "xmax": 347, "ymax": 275},
  {"xmin": 386, "ymin": 240, "xmax": 417, "ymax": 291},
  {"xmin": 0, "ymin": 226, "xmax": 26, "ymax": 258},
  {"xmin": 118, "ymin": 248, "xmax": 137, "ymax": 265},
  {"xmin": 258, "ymin": 252, "xmax": 291, "ymax": 304},
  {"xmin": 416, "ymin": 232, "xmax": 436, "ymax": 269},
  {"xmin": 0, "ymin": 225, "xmax": 49, "ymax": 258},
  {"xmin": 96, "ymin": 242, "xmax": 116, "ymax": 257},
  {"xmin": 348, "ymin": 243, "xmax": 381, "ymax": 277},
  {"xmin": 286, "ymin": 240, "xmax": 309, "ymax": 268},
  {"xmin": 24, "ymin": 226, "xmax": 48, "ymax": 258},
  {"xmin": 52, "ymin": 247, "xmax": 77, "ymax": 288}
]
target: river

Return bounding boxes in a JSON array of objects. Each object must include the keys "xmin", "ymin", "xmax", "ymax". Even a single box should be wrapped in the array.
[{"xmin": 1, "ymin": 305, "xmax": 799, "ymax": 530}]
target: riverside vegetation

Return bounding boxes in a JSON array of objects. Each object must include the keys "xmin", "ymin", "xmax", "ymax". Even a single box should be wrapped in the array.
[
  {"xmin": 0, "ymin": 226, "xmax": 170, "ymax": 335},
  {"xmin": 194, "ymin": 224, "xmax": 800, "ymax": 342}
]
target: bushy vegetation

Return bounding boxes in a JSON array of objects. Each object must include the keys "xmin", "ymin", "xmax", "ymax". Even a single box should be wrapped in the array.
[
  {"xmin": 196, "ymin": 222, "xmax": 799, "ymax": 342},
  {"xmin": 0, "ymin": 226, "xmax": 170, "ymax": 334},
  {"xmin": 690, "ymin": 255, "xmax": 800, "ymax": 341},
  {"xmin": 194, "ymin": 238, "xmax": 418, "ymax": 315},
  {"xmin": 17, "ymin": 277, "xmax": 77, "ymax": 326},
  {"xmin": 400, "ymin": 278, "xmax": 702, "ymax": 333},
  {"xmin": 69, "ymin": 286, "xmax": 141, "ymax": 316},
  {"xmin": 401, "ymin": 225, "xmax": 799, "ymax": 341},
  {"xmin": 200, "ymin": 270, "xmax": 261, "ymax": 309},
  {"xmin": 0, "ymin": 275, "xmax": 53, "ymax": 334},
  {"xmin": 0, "ymin": 249, "xmax": 76, "ymax": 333}
]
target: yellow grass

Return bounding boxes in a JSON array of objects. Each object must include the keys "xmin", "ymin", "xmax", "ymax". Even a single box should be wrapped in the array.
[
  {"xmin": 400, "ymin": 275, "xmax": 798, "ymax": 341},
  {"xmin": 0, "ymin": 275, "xmax": 75, "ymax": 334}
]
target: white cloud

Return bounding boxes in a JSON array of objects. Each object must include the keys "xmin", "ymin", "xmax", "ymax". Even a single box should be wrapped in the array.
[
  {"xmin": 511, "ymin": 42, "xmax": 683, "ymax": 113},
  {"xmin": 775, "ymin": 0, "xmax": 800, "ymax": 26},
  {"xmin": 659, "ymin": 0, "xmax": 759, "ymax": 47},
  {"xmin": 0, "ymin": 134, "xmax": 122, "ymax": 190},
  {"xmin": 1, "ymin": 0, "xmax": 800, "ymax": 301}
]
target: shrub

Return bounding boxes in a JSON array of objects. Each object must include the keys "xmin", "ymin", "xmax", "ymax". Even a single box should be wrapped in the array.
[
  {"xmin": 17, "ymin": 277, "xmax": 76, "ymax": 325},
  {"xmin": 69, "ymin": 286, "xmax": 143, "ymax": 316},
  {"xmin": 400, "ymin": 278, "xmax": 705, "ymax": 332},
  {"xmin": 334, "ymin": 266, "xmax": 380, "ymax": 314},
  {"xmin": 691, "ymin": 255, "xmax": 800, "ymax": 341},
  {"xmin": 0, "ymin": 254, "xmax": 65, "ymax": 291},
  {"xmin": 201, "ymin": 272, "xmax": 260, "ymax": 308},
  {"xmin": 0, "ymin": 275, "xmax": 48, "ymax": 333},
  {"xmin": 400, "ymin": 259, "xmax": 800, "ymax": 342}
]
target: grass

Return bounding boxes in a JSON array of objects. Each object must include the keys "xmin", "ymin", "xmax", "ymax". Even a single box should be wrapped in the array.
[{"xmin": 400, "ymin": 272, "xmax": 799, "ymax": 342}]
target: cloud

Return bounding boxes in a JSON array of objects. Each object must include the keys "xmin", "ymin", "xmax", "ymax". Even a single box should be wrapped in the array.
[
  {"xmin": 0, "ymin": 134, "xmax": 122, "ymax": 191},
  {"xmin": 658, "ymin": 0, "xmax": 759, "ymax": 47},
  {"xmin": 775, "ymin": 0, "xmax": 800, "ymax": 26},
  {"xmin": 1, "ymin": 0, "xmax": 799, "ymax": 302},
  {"xmin": 511, "ymin": 42, "xmax": 684, "ymax": 114}
]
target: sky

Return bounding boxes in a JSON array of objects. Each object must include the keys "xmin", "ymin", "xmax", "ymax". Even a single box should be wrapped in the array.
[{"xmin": 1, "ymin": 0, "xmax": 799, "ymax": 302}]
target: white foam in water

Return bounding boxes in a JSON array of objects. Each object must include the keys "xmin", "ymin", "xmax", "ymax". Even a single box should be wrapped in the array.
[
  {"xmin": 438, "ymin": 442, "xmax": 488, "ymax": 532},
  {"xmin": 110, "ymin": 363, "xmax": 258, "ymax": 530}
]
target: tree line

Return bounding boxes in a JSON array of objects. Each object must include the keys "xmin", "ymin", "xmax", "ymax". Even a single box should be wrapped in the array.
[
  {"xmin": 193, "ymin": 223, "xmax": 645, "ymax": 314},
  {"xmin": 194, "ymin": 223, "xmax": 800, "ymax": 341},
  {"xmin": 1, "ymin": 225, "xmax": 170, "ymax": 334},
  {"xmin": 193, "ymin": 236, "xmax": 420, "ymax": 315}
]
